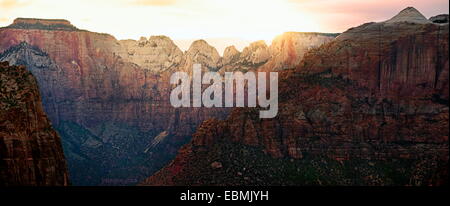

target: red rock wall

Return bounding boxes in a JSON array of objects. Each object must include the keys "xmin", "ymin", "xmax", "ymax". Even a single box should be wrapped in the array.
[
  {"xmin": 0, "ymin": 62, "xmax": 69, "ymax": 186},
  {"xmin": 180, "ymin": 22, "xmax": 449, "ymax": 161}
]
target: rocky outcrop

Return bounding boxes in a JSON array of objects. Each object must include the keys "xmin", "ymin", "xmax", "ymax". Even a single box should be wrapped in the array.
[
  {"xmin": 119, "ymin": 36, "xmax": 183, "ymax": 73},
  {"xmin": 222, "ymin": 46, "xmax": 240, "ymax": 65},
  {"xmin": 143, "ymin": 7, "xmax": 449, "ymax": 186},
  {"xmin": 268, "ymin": 32, "xmax": 338, "ymax": 70},
  {"xmin": 220, "ymin": 34, "xmax": 337, "ymax": 72},
  {"xmin": 238, "ymin": 40, "xmax": 270, "ymax": 67},
  {"xmin": 183, "ymin": 40, "xmax": 222, "ymax": 72},
  {"xmin": 430, "ymin": 14, "xmax": 449, "ymax": 24},
  {"xmin": 7, "ymin": 18, "xmax": 79, "ymax": 31},
  {"xmin": 384, "ymin": 7, "xmax": 431, "ymax": 24},
  {"xmin": 0, "ymin": 61, "xmax": 69, "ymax": 186}
]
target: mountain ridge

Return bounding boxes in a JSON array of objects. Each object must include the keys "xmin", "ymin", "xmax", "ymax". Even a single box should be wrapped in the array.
[
  {"xmin": 141, "ymin": 7, "xmax": 449, "ymax": 186},
  {"xmin": 0, "ymin": 15, "xmax": 336, "ymax": 185}
]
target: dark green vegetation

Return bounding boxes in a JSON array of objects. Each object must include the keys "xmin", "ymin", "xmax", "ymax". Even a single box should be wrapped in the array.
[
  {"xmin": 298, "ymin": 69, "xmax": 353, "ymax": 89},
  {"xmin": 56, "ymin": 121, "xmax": 184, "ymax": 186},
  {"xmin": 7, "ymin": 21, "xmax": 80, "ymax": 31},
  {"xmin": 173, "ymin": 141, "xmax": 447, "ymax": 186}
]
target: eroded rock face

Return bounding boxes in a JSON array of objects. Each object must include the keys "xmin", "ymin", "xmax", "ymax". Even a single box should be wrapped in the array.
[
  {"xmin": 222, "ymin": 46, "xmax": 240, "ymax": 65},
  {"xmin": 183, "ymin": 40, "xmax": 222, "ymax": 72},
  {"xmin": 211, "ymin": 8, "xmax": 449, "ymax": 160},
  {"xmin": 0, "ymin": 61, "xmax": 69, "ymax": 186},
  {"xmin": 0, "ymin": 20, "xmax": 229, "ymax": 185},
  {"xmin": 268, "ymin": 32, "xmax": 337, "ymax": 70},
  {"xmin": 143, "ymin": 8, "xmax": 449, "ymax": 186},
  {"xmin": 119, "ymin": 36, "xmax": 183, "ymax": 73},
  {"xmin": 0, "ymin": 17, "xmax": 340, "ymax": 185},
  {"xmin": 239, "ymin": 40, "xmax": 270, "ymax": 67},
  {"xmin": 220, "ymin": 34, "xmax": 338, "ymax": 72},
  {"xmin": 384, "ymin": 7, "xmax": 431, "ymax": 24},
  {"xmin": 430, "ymin": 14, "xmax": 449, "ymax": 24}
]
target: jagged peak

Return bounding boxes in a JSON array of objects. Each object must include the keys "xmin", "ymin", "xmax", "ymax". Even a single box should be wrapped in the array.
[
  {"xmin": 189, "ymin": 39, "xmax": 212, "ymax": 49},
  {"xmin": 148, "ymin": 35, "xmax": 173, "ymax": 41},
  {"xmin": 122, "ymin": 35, "xmax": 181, "ymax": 52},
  {"xmin": 272, "ymin": 32, "xmax": 340, "ymax": 42},
  {"xmin": 238, "ymin": 40, "xmax": 271, "ymax": 66},
  {"xmin": 223, "ymin": 45, "xmax": 240, "ymax": 55},
  {"xmin": 223, "ymin": 45, "xmax": 240, "ymax": 64},
  {"xmin": 384, "ymin": 7, "xmax": 431, "ymax": 24},
  {"xmin": 184, "ymin": 39, "xmax": 222, "ymax": 70},
  {"xmin": 138, "ymin": 36, "xmax": 147, "ymax": 42},
  {"xmin": 248, "ymin": 40, "xmax": 268, "ymax": 48},
  {"xmin": 187, "ymin": 39, "xmax": 219, "ymax": 56},
  {"xmin": 147, "ymin": 35, "xmax": 179, "ymax": 47}
]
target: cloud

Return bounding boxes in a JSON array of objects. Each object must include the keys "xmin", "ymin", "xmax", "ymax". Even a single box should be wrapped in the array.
[
  {"xmin": 133, "ymin": 0, "xmax": 179, "ymax": 6},
  {"xmin": 0, "ymin": 17, "xmax": 9, "ymax": 23},
  {"xmin": 0, "ymin": 0, "xmax": 31, "ymax": 26},
  {"xmin": 0, "ymin": 0, "xmax": 29, "ymax": 9},
  {"xmin": 286, "ymin": 0, "xmax": 449, "ymax": 32},
  {"xmin": 288, "ymin": 0, "xmax": 448, "ymax": 17}
]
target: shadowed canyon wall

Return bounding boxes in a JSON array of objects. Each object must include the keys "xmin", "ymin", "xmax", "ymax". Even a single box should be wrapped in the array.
[{"xmin": 0, "ymin": 61, "xmax": 69, "ymax": 186}]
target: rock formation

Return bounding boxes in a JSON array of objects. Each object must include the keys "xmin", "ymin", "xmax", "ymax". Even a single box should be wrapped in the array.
[
  {"xmin": 7, "ymin": 18, "xmax": 79, "ymax": 31},
  {"xmin": 142, "ymin": 7, "xmax": 449, "ymax": 186},
  {"xmin": 0, "ymin": 17, "xmax": 337, "ymax": 185},
  {"xmin": 238, "ymin": 40, "xmax": 271, "ymax": 67},
  {"xmin": 119, "ymin": 36, "xmax": 183, "ymax": 73},
  {"xmin": 268, "ymin": 32, "xmax": 338, "ymax": 70},
  {"xmin": 222, "ymin": 46, "xmax": 240, "ymax": 65},
  {"xmin": 384, "ymin": 7, "xmax": 431, "ymax": 24},
  {"xmin": 0, "ymin": 19, "xmax": 230, "ymax": 185},
  {"xmin": 183, "ymin": 40, "xmax": 222, "ymax": 73},
  {"xmin": 430, "ymin": 14, "xmax": 449, "ymax": 24},
  {"xmin": 0, "ymin": 61, "xmax": 69, "ymax": 186}
]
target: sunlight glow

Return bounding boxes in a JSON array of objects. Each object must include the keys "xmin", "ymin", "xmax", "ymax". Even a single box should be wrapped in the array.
[{"xmin": 1, "ymin": 0, "xmax": 448, "ymax": 52}]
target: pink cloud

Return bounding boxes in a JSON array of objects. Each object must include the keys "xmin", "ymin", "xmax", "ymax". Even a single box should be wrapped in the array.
[{"xmin": 289, "ymin": 0, "xmax": 449, "ymax": 32}]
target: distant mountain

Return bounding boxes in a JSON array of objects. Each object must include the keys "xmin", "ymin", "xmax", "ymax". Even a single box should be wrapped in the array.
[
  {"xmin": 142, "ymin": 7, "xmax": 449, "ymax": 186},
  {"xmin": 384, "ymin": 7, "xmax": 431, "ymax": 24},
  {"xmin": 0, "ymin": 17, "xmax": 335, "ymax": 185},
  {"xmin": 0, "ymin": 61, "xmax": 69, "ymax": 186}
]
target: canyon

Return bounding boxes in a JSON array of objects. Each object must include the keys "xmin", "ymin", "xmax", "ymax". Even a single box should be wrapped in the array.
[
  {"xmin": 169, "ymin": 64, "xmax": 279, "ymax": 118},
  {"xmin": 0, "ymin": 7, "xmax": 447, "ymax": 186},
  {"xmin": 0, "ymin": 18, "xmax": 335, "ymax": 185},
  {"xmin": 142, "ymin": 7, "xmax": 449, "ymax": 186}
]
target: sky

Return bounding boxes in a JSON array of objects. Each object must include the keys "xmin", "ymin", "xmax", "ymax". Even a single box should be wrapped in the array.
[{"xmin": 1, "ymin": 0, "xmax": 449, "ymax": 53}]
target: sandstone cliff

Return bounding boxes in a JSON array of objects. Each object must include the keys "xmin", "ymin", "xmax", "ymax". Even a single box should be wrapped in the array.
[
  {"xmin": 0, "ymin": 61, "xmax": 69, "ymax": 186},
  {"xmin": 119, "ymin": 36, "xmax": 183, "ymax": 73},
  {"xmin": 7, "ymin": 18, "xmax": 79, "ymax": 31},
  {"xmin": 142, "ymin": 7, "xmax": 449, "ymax": 186},
  {"xmin": 268, "ymin": 32, "xmax": 338, "ymax": 71},
  {"xmin": 0, "ymin": 17, "xmax": 338, "ymax": 185},
  {"xmin": 0, "ymin": 19, "xmax": 229, "ymax": 185}
]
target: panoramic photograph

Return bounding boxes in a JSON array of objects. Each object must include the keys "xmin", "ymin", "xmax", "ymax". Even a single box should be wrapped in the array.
[{"xmin": 0, "ymin": 0, "xmax": 449, "ymax": 203}]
